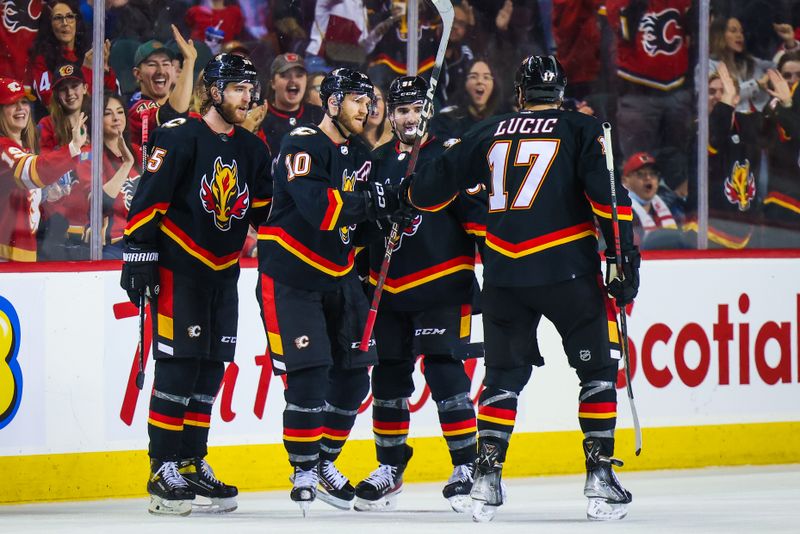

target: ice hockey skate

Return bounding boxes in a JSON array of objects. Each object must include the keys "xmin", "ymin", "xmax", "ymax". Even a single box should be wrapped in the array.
[
  {"xmin": 179, "ymin": 457, "xmax": 238, "ymax": 513},
  {"xmin": 583, "ymin": 439, "xmax": 632, "ymax": 520},
  {"xmin": 354, "ymin": 446, "xmax": 413, "ymax": 511},
  {"xmin": 147, "ymin": 459, "xmax": 195, "ymax": 516},
  {"xmin": 470, "ymin": 442, "xmax": 506, "ymax": 522},
  {"xmin": 290, "ymin": 465, "xmax": 319, "ymax": 517},
  {"xmin": 317, "ymin": 460, "xmax": 356, "ymax": 510},
  {"xmin": 442, "ymin": 463, "xmax": 475, "ymax": 513}
]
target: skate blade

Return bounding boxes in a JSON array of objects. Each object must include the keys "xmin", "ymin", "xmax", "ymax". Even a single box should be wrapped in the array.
[
  {"xmin": 587, "ymin": 498, "xmax": 629, "ymax": 520},
  {"xmin": 191, "ymin": 496, "xmax": 238, "ymax": 513},
  {"xmin": 298, "ymin": 501, "xmax": 311, "ymax": 518},
  {"xmin": 353, "ymin": 493, "xmax": 398, "ymax": 512},
  {"xmin": 471, "ymin": 500, "xmax": 498, "ymax": 522},
  {"xmin": 317, "ymin": 490, "xmax": 353, "ymax": 510},
  {"xmin": 447, "ymin": 494, "xmax": 471, "ymax": 514},
  {"xmin": 148, "ymin": 495, "xmax": 192, "ymax": 516}
]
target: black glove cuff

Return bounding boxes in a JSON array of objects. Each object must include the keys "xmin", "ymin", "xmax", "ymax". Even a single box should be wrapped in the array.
[{"xmin": 123, "ymin": 249, "xmax": 159, "ymax": 263}]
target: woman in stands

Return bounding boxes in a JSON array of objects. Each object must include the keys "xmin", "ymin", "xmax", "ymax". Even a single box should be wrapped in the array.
[
  {"xmin": 29, "ymin": 0, "xmax": 117, "ymax": 108},
  {"xmin": 362, "ymin": 84, "xmax": 393, "ymax": 148},
  {"xmin": 0, "ymin": 77, "xmax": 85, "ymax": 262},
  {"xmin": 431, "ymin": 57, "xmax": 501, "ymax": 139}
]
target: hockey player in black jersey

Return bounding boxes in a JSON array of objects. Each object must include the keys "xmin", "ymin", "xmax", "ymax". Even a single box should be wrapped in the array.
[
  {"xmin": 353, "ymin": 75, "xmax": 485, "ymax": 513},
  {"xmin": 120, "ymin": 54, "xmax": 272, "ymax": 516},
  {"xmin": 405, "ymin": 56, "xmax": 640, "ymax": 522},
  {"xmin": 255, "ymin": 68, "xmax": 402, "ymax": 516}
]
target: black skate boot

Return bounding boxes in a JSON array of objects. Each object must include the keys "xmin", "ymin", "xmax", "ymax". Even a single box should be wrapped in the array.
[
  {"xmin": 470, "ymin": 441, "xmax": 506, "ymax": 522},
  {"xmin": 318, "ymin": 460, "xmax": 356, "ymax": 510},
  {"xmin": 583, "ymin": 439, "xmax": 632, "ymax": 520},
  {"xmin": 442, "ymin": 463, "xmax": 475, "ymax": 513},
  {"xmin": 179, "ymin": 457, "xmax": 238, "ymax": 513},
  {"xmin": 290, "ymin": 465, "xmax": 319, "ymax": 517},
  {"xmin": 147, "ymin": 459, "xmax": 195, "ymax": 516},
  {"xmin": 354, "ymin": 446, "xmax": 413, "ymax": 511}
]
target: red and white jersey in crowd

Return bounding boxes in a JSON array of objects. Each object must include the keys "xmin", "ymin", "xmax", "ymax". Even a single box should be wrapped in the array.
[
  {"xmin": 306, "ymin": 0, "xmax": 367, "ymax": 57},
  {"xmin": 0, "ymin": 136, "xmax": 77, "ymax": 261},
  {"xmin": 127, "ymin": 96, "xmax": 184, "ymax": 148},
  {"xmin": 31, "ymin": 52, "xmax": 118, "ymax": 107},
  {"xmin": 0, "ymin": 0, "xmax": 42, "ymax": 89},
  {"xmin": 185, "ymin": 5, "xmax": 244, "ymax": 43},
  {"xmin": 606, "ymin": 0, "xmax": 691, "ymax": 91}
]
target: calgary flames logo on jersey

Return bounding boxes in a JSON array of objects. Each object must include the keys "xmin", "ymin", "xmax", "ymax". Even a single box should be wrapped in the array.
[
  {"xmin": 640, "ymin": 8, "xmax": 684, "ymax": 57},
  {"xmin": 200, "ymin": 157, "xmax": 249, "ymax": 231},
  {"xmin": 338, "ymin": 161, "xmax": 373, "ymax": 244},
  {"xmin": 724, "ymin": 160, "xmax": 756, "ymax": 211},
  {"xmin": 389, "ymin": 213, "xmax": 422, "ymax": 251},
  {"xmin": 2, "ymin": 0, "xmax": 41, "ymax": 33}
]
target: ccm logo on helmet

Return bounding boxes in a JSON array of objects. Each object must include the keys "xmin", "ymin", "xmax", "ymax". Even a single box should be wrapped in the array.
[{"xmin": 415, "ymin": 328, "xmax": 446, "ymax": 336}]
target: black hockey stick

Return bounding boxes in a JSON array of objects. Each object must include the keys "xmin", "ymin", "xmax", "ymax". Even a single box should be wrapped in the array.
[
  {"xmin": 359, "ymin": 0, "xmax": 455, "ymax": 351},
  {"xmin": 136, "ymin": 291, "xmax": 145, "ymax": 390},
  {"xmin": 602, "ymin": 122, "xmax": 642, "ymax": 456}
]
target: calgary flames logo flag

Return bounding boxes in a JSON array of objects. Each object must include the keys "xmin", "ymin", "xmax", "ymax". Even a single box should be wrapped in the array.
[
  {"xmin": 724, "ymin": 160, "xmax": 756, "ymax": 212},
  {"xmin": 200, "ymin": 157, "xmax": 249, "ymax": 231}
]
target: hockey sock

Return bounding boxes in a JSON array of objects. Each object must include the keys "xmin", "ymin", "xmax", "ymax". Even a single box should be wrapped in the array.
[
  {"xmin": 148, "ymin": 359, "xmax": 201, "ymax": 461},
  {"xmin": 475, "ymin": 387, "xmax": 518, "ymax": 463},
  {"xmin": 284, "ymin": 366, "xmax": 329, "ymax": 469},
  {"xmin": 423, "ymin": 355, "xmax": 476, "ymax": 465},
  {"xmin": 180, "ymin": 360, "xmax": 225, "ymax": 459},
  {"xmin": 320, "ymin": 366, "xmax": 369, "ymax": 462},
  {"xmin": 577, "ymin": 365, "xmax": 618, "ymax": 456},
  {"xmin": 371, "ymin": 359, "xmax": 414, "ymax": 465}
]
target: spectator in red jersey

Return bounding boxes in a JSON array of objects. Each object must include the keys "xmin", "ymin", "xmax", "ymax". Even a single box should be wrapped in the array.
[
  {"xmin": 29, "ymin": 0, "xmax": 117, "ymax": 107},
  {"xmin": 127, "ymin": 25, "xmax": 197, "ymax": 148},
  {"xmin": 552, "ymin": 0, "xmax": 601, "ymax": 101},
  {"xmin": 258, "ymin": 53, "xmax": 324, "ymax": 157},
  {"xmin": 0, "ymin": 0, "xmax": 42, "ymax": 93},
  {"xmin": 99, "ymin": 92, "xmax": 140, "ymax": 259},
  {"xmin": 0, "ymin": 76, "xmax": 86, "ymax": 262},
  {"xmin": 36, "ymin": 63, "xmax": 91, "ymax": 260},
  {"xmin": 185, "ymin": 0, "xmax": 244, "ymax": 52},
  {"xmin": 606, "ymin": 0, "xmax": 693, "ymax": 165},
  {"xmin": 431, "ymin": 58, "xmax": 501, "ymax": 140},
  {"xmin": 621, "ymin": 152, "xmax": 685, "ymax": 249}
]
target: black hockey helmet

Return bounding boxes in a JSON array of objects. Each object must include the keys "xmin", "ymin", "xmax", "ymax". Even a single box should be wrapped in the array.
[
  {"xmin": 204, "ymin": 53, "xmax": 261, "ymax": 101},
  {"xmin": 515, "ymin": 55, "xmax": 567, "ymax": 105},
  {"xmin": 387, "ymin": 75, "xmax": 428, "ymax": 111},
  {"xmin": 319, "ymin": 68, "xmax": 375, "ymax": 114}
]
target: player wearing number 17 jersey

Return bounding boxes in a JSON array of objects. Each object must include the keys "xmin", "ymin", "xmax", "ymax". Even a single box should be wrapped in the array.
[{"xmin": 407, "ymin": 56, "xmax": 641, "ymax": 522}]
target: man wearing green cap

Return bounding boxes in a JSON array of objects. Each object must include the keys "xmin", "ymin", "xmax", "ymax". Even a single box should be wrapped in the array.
[{"xmin": 128, "ymin": 25, "xmax": 197, "ymax": 148}]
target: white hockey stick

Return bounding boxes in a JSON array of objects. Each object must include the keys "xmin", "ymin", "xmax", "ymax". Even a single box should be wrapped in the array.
[
  {"xmin": 360, "ymin": 0, "xmax": 455, "ymax": 351},
  {"xmin": 602, "ymin": 122, "xmax": 643, "ymax": 456}
]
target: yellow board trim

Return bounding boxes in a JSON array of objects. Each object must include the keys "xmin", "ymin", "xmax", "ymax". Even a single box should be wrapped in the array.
[{"xmin": 2, "ymin": 422, "xmax": 799, "ymax": 503}]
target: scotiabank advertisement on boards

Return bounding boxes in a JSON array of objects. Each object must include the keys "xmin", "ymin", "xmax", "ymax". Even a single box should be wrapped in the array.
[{"xmin": 0, "ymin": 257, "xmax": 799, "ymax": 457}]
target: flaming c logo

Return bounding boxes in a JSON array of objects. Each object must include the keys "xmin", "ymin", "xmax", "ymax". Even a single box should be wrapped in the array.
[
  {"xmin": 339, "ymin": 169, "xmax": 359, "ymax": 245},
  {"xmin": 0, "ymin": 296, "xmax": 22, "ymax": 430},
  {"xmin": 200, "ymin": 157, "xmax": 250, "ymax": 231},
  {"xmin": 724, "ymin": 160, "xmax": 756, "ymax": 211}
]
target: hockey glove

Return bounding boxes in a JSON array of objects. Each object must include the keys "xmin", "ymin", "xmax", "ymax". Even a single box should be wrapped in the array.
[
  {"xmin": 365, "ymin": 181, "xmax": 402, "ymax": 223},
  {"xmin": 120, "ymin": 245, "xmax": 160, "ymax": 305},
  {"xmin": 605, "ymin": 247, "xmax": 641, "ymax": 306}
]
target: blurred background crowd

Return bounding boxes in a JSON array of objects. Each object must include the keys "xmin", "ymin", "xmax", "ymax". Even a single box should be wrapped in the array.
[{"xmin": 0, "ymin": 0, "xmax": 798, "ymax": 262}]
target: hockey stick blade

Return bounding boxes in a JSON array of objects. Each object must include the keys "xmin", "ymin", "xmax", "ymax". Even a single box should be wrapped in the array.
[
  {"xmin": 602, "ymin": 122, "xmax": 642, "ymax": 456},
  {"xmin": 358, "ymin": 0, "xmax": 455, "ymax": 352}
]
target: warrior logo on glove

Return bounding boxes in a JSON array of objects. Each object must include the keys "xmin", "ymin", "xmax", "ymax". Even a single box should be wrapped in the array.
[{"xmin": 200, "ymin": 157, "xmax": 250, "ymax": 231}]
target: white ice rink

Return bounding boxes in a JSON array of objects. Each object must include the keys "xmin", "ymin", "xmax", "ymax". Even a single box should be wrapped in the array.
[{"xmin": 2, "ymin": 465, "xmax": 798, "ymax": 534}]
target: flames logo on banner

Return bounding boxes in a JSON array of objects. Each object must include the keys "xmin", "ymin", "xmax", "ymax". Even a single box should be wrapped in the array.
[
  {"xmin": 200, "ymin": 157, "xmax": 249, "ymax": 231},
  {"xmin": 724, "ymin": 160, "xmax": 756, "ymax": 211},
  {"xmin": 640, "ymin": 8, "xmax": 684, "ymax": 57},
  {"xmin": 2, "ymin": 0, "xmax": 41, "ymax": 33}
]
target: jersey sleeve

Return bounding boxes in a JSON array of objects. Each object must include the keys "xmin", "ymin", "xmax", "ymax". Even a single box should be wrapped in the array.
[
  {"xmin": 453, "ymin": 185, "xmax": 487, "ymax": 254},
  {"xmin": 578, "ymin": 119, "xmax": 635, "ymax": 255},
  {"xmin": 0, "ymin": 141, "xmax": 76, "ymax": 192},
  {"xmin": 409, "ymin": 138, "xmax": 475, "ymax": 211},
  {"xmin": 123, "ymin": 128, "xmax": 188, "ymax": 247},
  {"xmin": 279, "ymin": 140, "xmax": 371, "ymax": 230},
  {"xmin": 248, "ymin": 141, "xmax": 273, "ymax": 227},
  {"xmin": 775, "ymin": 86, "xmax": 800, "ymax": 140}
]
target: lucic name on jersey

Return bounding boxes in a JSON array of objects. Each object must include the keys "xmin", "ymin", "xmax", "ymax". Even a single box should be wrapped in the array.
[
  {"xmin": 257, "ymin": 125, "xmax": 375, "ymax": 292},
  {"xmin": 410, "ymin": 109, "xmax": 634, "ymax": 288},
  {"xmin": 124, "ymin": 117, "xmax": 273, "ymax": 282},
  {"xmin": 368, "ymin": 136, "xmax": 485, "ymax": 311}
]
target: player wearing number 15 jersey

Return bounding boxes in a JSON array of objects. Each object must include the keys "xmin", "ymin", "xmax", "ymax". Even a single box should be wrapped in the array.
[{"xmin": 407, "ymin": 56, "xmax": 641, "ymax": 522}]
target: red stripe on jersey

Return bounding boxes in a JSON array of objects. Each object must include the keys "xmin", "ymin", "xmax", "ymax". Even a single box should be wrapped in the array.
[
  {"xmin": 125, "ymin": 202, "xmax": 170, "ymax": 233},
  {"xmin": 487, "ymin": 222, "xmax": 596, "ymax": 254},
  {"xmin": 320, "ymin": 189, "xmax": 343, "ymax": 230},
  {"xmin": 160, "ymin": 217, "xmax": 241, "ymax": 268},
  {"xmin": 257, "ymin": 226, "xmax": 355, "ymax": 275},
  {"xmin": 259, "ymin": 273, "xmax": 283, "ymax": 355},
  {"xmin": 159, "ymin": 266, "xmax": 174, "ymax": 318}
]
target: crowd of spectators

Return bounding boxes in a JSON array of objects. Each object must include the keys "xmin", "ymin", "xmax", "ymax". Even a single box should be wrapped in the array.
[{"xmin": 0, "ymin": 0, "xmax": 799, "ymax": 262}]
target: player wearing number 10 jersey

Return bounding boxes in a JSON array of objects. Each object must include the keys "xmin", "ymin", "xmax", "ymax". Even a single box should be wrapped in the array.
[{"xmin": 407, "ymin": 55, "xmax": 641, "ymax": 522}]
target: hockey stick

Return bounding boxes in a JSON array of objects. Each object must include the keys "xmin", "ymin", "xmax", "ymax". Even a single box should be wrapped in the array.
[
  {"xmin": 601, "ymin": 122, "xmax": 642, "ymax": 456},
  {"xmin": 359, "ymin": 0, "xmax": 455, "ymax": 351},
  {"xmin": 134, "ymin": 114, "xmax": 150, "ymax": 390}
]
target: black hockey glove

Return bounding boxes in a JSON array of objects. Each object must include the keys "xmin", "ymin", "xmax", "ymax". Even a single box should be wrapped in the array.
[
  {"xmin": 365, "ymin": 181, "xmax": 402, "ymax": 223},
  {"xmin": 120, "ymin": 245, "xmax": 160, "ymax": 305},
  {"xmin": 605, "ymin": 247, "xmax": 641, "ymax": 306}
]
